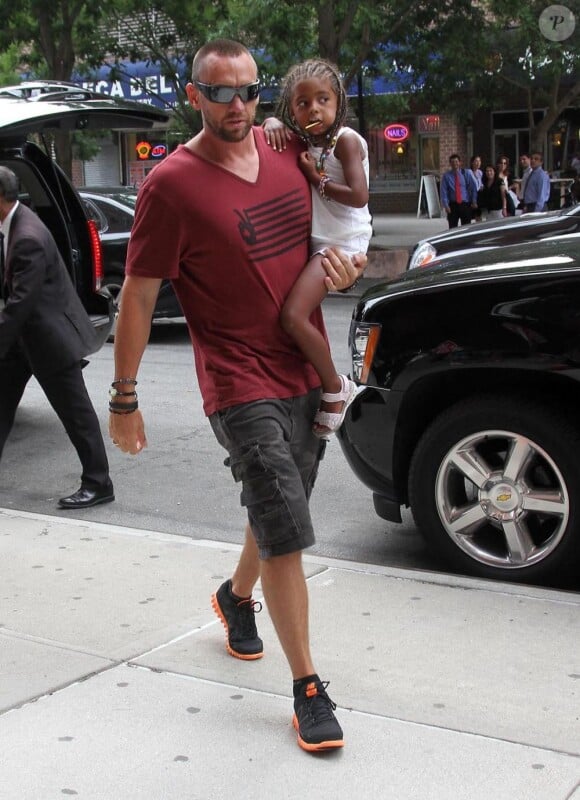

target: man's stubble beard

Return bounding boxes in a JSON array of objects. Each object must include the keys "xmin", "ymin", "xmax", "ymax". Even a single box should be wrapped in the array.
[{"xmin": 204, "ymin": 112, "xmax": 255, "ymax": 143}]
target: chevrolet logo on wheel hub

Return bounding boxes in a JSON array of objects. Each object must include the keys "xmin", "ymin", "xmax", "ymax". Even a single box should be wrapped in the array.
[{"xmin": 496, "ymin": 492, "xmax": 512, "ymax": 502}]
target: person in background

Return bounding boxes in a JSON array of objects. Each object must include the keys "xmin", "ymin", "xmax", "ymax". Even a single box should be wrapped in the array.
[
  {"xmin": 514, "ymin": 153, "xmax": 532, "ymax": 211},
  {"xmin": 0, "ymin": 165, "xmax": 114, "ymax": 510},
  {"xmin": 524, "ymin": 152, "xmax": 551, "ymax": 212},
  {"xmin": 477, "ymin": 164, "xmax": 508, "ymax": 220},
  {"xmin": 496, "ymin": 154, "xmax": 512, "ymax": 190},
  {"xmin": 440, "ymin": 153, "xmax": 478, "ymax": 228},
  {"xmin": 469, "ymin": 155, "xmax": 483, "ymax": 190},
  {"xmin": 468, "ymin": 155, "xmax": 483, "ymax": 221}
]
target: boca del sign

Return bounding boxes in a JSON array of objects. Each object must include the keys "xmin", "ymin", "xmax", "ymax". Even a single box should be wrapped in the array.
[
  {"xmin": 72, "ymin": 59, "xmax": 187, "ymax": 108},
  {"xmin": 384, "ymin": 123, "xmax": 410, "ymax": 142}
]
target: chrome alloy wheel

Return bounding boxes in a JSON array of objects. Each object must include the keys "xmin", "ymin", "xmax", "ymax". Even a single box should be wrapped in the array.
[{"xmin": 435, "ymin": 430, "xmax": 569, "ymax": 570}]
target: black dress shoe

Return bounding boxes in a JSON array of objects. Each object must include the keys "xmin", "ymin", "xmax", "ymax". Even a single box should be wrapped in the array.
[{"xmin": 58, "ymin": 485, "xmax": 115, "ymax": 509}]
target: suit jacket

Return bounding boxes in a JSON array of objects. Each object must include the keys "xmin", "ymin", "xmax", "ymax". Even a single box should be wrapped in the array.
[{"xmin": 0, "ymin": 203, "xmax": 97, "ymax": 376}]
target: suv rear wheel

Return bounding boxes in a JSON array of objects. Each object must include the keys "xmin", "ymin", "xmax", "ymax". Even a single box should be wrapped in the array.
[{"xmin": 409, "ymin": 395, "xmax": 580, "ymax": 584}]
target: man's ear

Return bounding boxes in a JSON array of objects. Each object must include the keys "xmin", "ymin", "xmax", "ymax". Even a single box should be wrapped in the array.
[{"xmin": 185, "ymin": 82, "xmax": 201, "ymax": 110}]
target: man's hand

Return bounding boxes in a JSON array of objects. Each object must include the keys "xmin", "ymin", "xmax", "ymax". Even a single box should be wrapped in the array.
[
  {"xmin": 262, "ymin": 117, "xmax": 292, "ymax": 152},
  {"xmin": 109, "ymin": 410, "xmax": 147, "ymax": 455},
  {"xmin": 321, "ymin": 247, "xmax": 367, "ymax": 292}
]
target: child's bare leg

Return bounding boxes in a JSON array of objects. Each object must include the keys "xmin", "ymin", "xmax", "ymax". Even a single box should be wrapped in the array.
[{"xmin": 280, "ymin": 254, "xmax": 345, "ymax": 421}]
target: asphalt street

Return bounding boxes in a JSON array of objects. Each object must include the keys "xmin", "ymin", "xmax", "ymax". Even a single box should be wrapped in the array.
[
  {"xmin": 2, "ymin": 212, "xmax": 577, "ymax": 590},
  {"xmin": 0, "ymin": 295, "xmax": 445, "ymax": 574}
]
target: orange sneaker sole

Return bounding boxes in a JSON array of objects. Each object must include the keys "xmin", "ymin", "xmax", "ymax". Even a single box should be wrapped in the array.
[
  {"xmin": 292, "ymin": 714, "xmax": 344, "ymax": 751},
  {"xmin": 211, "ymin": 592, "xmax": 264, "ymax": 661}
]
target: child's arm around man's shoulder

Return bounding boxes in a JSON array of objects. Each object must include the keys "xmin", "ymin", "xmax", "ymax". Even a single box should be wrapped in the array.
[{"xmin": 262, "ymin": 117, "xmax": 293, "ymax": 152}]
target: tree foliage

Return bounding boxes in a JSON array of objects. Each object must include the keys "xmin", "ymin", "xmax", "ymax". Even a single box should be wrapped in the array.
[
  {"xmin": 90, "ymin": 0, "xmax": 231, "ymax": 137},
  {"xmin": 222, "ymin": 0, "xmax": 480, "ymax": 87},
  {"xmin": 390, "ymin": 0, "xmax": 580, "ymax": 149},
  {"xmin": 0, "ymin": 43, "xmax": 22, "ymax": 86},
  {"xmin": 0, "ymin": 0, "xmax": 115, "ymax": 80},
  {"xmin": 484, "ymin": 0, "xmax": 580, "ymax": 150},
  {"xmin": 0, "ymin": 0, "xmax": 118, "ymax": 174},
  {"xmin": 1, "ymin": 0, "xmax": 579, "ymax": 164}
]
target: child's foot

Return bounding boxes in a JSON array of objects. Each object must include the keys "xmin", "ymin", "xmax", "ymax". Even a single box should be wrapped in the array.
[{"xmin": 313, "ymin": 375, "xmax": 357, "ymax": 439}]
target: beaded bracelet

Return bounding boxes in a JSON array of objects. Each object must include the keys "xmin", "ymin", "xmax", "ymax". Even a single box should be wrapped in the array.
[
  {"xmin": 318, "ymin": 175, "xmax": 332, "ymax": 201},
  {"xmin": 109, "ymin": 387, "xmax": 137, "ymax": 398}
]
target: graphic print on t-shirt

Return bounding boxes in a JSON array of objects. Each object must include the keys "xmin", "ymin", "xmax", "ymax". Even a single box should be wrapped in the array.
[{"xmin": 234, "ymin": 187, "xmax": 309, "ymax": 262}]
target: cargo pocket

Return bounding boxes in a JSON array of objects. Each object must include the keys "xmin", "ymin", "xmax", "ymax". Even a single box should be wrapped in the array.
[{"xmin": 229, "ymin": 441, "xmax": 293, "ymax": 548}]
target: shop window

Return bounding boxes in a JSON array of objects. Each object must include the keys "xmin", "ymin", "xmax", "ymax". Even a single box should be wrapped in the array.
[{"xmin": 367, "ymin": 124, "xmax": 417, "ymax": 190}]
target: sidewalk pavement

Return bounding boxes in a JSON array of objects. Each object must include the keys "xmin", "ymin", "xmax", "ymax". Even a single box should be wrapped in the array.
[
  {"xmin": 371, "ymin": 211, "xmax": 448, "ymax": 250},
  {"xmin": 1, "ymin": 507, "xmax": 579, "ymax": 799}
]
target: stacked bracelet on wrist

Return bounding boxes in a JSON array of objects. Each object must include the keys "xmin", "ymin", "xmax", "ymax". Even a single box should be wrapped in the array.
[
  {"xmin": 318, "ymin": 175, "xmax": 332, "ymax": 201},
  {"xmin": 109, "ymin": 378, "xmax": 138, "ymax": 415},
  {"xmin": 111, "ymin": 378, "xmax": 137, "ymax": 387},
  {"xmin": 109, "ymin": 401, "xmax": 138, "ymax": 415},
  {"xmin": 338, "ymin": 279, "xmax": 360, "ymax": 294}
]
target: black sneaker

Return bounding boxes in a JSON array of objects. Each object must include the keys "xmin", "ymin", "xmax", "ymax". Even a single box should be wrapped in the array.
[
  {"xmin": 211, "ymin": 579, "xmax": 264, "ymax": 660},
  {"xmin": 293, "ymin": 678, "xmax": 344, "ymax": 751}
]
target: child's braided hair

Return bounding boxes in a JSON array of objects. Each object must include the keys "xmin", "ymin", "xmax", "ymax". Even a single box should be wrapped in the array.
[{"xmin": 275, "ymin": 58, "xmax": 348, "ymax": 143}]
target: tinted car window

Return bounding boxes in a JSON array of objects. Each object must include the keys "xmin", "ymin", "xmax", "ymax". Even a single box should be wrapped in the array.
[
  {"xmin": 91, "ymin": 198, "xmax": 133, "ymax": 234},
  {"xmin": 96, "ymin": 191, "xmax": 137, "ymax": 210},
  {"xmin": 81, "ymin": 197, "xmax": 107, "ymax": 231}
]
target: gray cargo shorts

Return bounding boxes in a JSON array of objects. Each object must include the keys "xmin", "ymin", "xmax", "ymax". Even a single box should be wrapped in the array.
[{"xmin": 208, "ymin": 390, "xmax": 326, "ymax": 559}]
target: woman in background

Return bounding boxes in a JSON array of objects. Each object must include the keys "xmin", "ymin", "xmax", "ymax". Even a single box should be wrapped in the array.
[
  {"xmin": 477, "ymin": 164, "xmax": 507, "ymax": 220},
  {"xmin": 496, "ymin": 154, "xmax": 512, "ymax": 189}
]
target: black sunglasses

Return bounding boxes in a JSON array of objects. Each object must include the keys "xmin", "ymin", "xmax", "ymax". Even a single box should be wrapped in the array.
[{"xmin": 194, "ymin": 80, "xmax": 260, "ymax": 104}]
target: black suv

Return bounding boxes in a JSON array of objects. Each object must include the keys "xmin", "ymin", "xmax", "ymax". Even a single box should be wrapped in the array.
[
  {"xmin": 0, "ymin": 83, "xmax": 169, "ymax": 350},
  {"xmin": 339, "ymin": 234, "xmax": 580, "ymax": 585},
  {"xmin": 408, "ymin": 201, "xmax": 580, "ymax": 270}
]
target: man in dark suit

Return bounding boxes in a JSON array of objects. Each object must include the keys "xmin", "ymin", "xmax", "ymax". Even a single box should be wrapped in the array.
[{"xmin": 0, "ymin": 165, "xmax": 114, "ymax": 508}]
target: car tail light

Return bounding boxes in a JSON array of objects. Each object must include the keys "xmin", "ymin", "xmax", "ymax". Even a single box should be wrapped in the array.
[
  {"xmin": 87, "ymin": 219, "xmax": 103, "ymax": 291},
  {"xmin": 350, "ymin": 323, "xmax": 381, "ymax": 383}
]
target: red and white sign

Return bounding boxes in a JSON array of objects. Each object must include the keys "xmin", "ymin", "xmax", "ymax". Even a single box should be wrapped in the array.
[{"xmin": 135, "ymin": 141, "xmax": 167, "ymax": 160}]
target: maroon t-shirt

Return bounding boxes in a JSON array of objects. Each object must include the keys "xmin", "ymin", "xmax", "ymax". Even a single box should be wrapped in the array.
[{"xmin": 126, "ymin": 128, "xmax": 325, "ymax": 415}]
